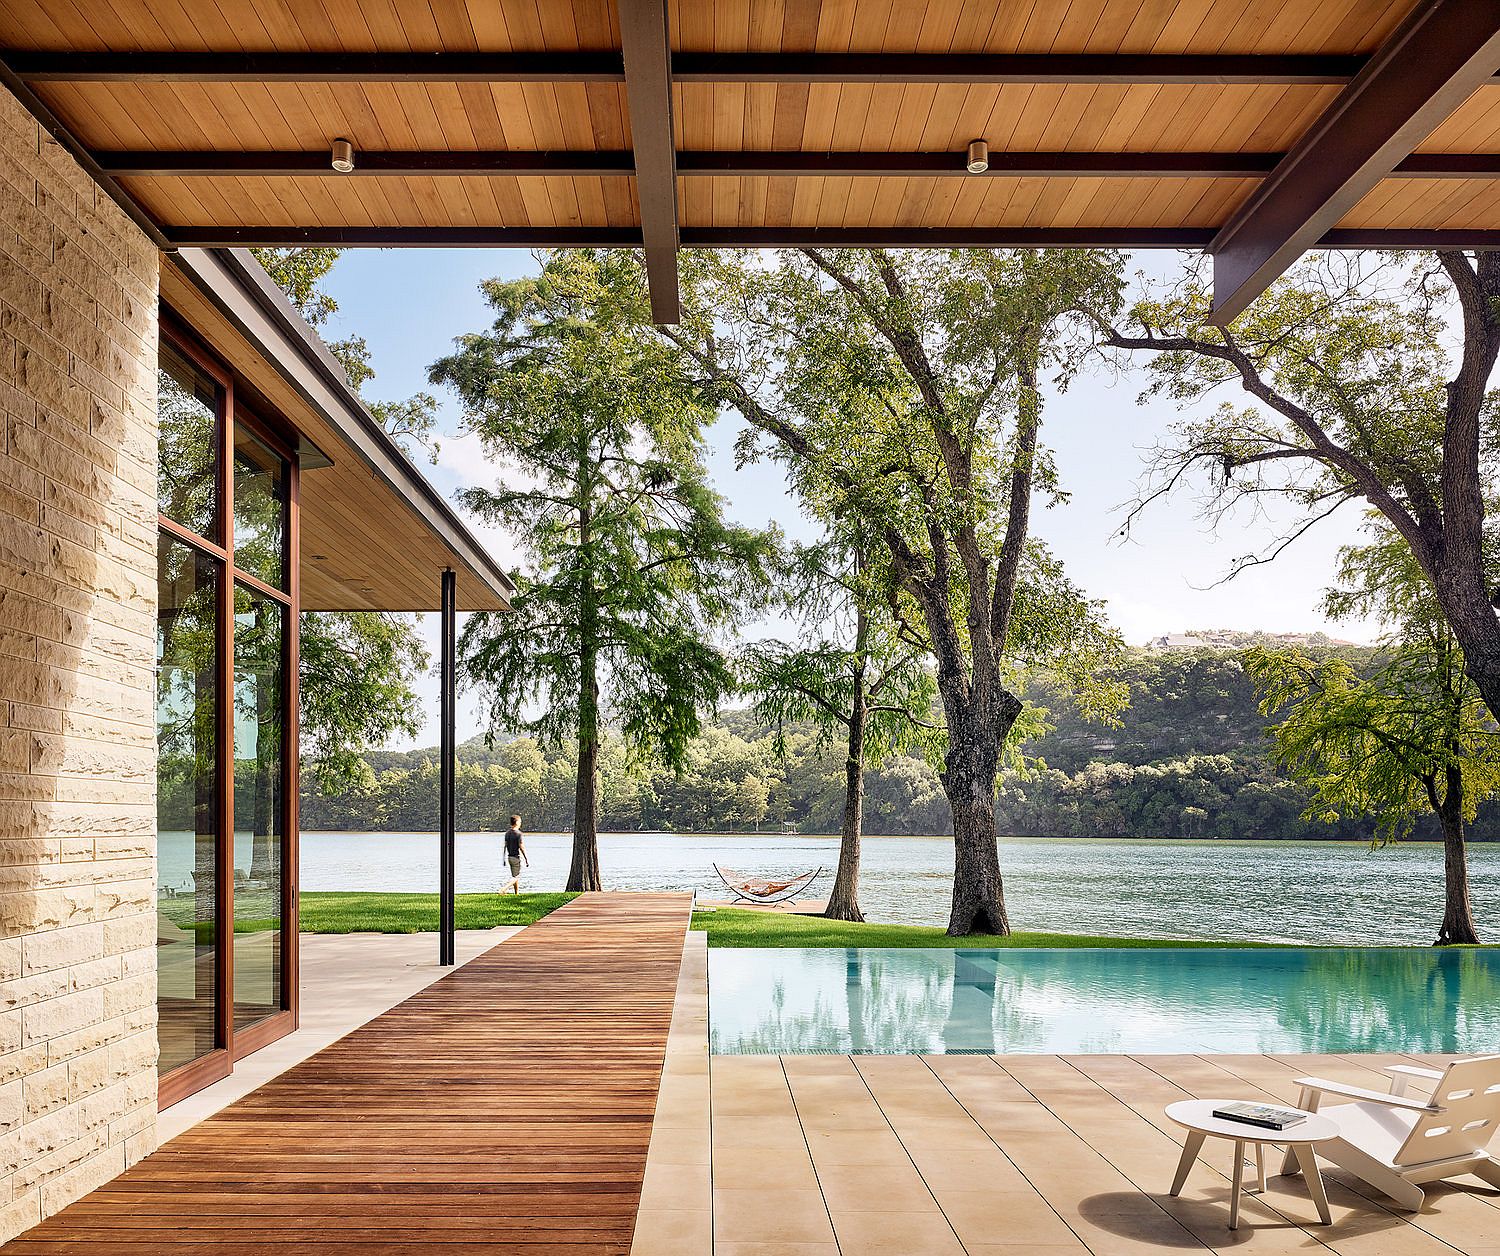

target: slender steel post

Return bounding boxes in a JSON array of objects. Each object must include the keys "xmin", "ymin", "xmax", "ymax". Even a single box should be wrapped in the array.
[{"xmin": 439, "ymin": 568, "xmax": 457, "ymax": 965}]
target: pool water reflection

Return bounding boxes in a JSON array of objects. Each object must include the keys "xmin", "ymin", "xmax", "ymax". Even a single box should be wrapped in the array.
[{"xmin": 707, "ymin": 947, "xmax": 1500, "ymax": 1055}]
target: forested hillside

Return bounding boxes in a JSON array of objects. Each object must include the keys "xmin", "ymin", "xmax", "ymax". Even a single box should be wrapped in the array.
[{"xmin": 298, "ymin": 647, "xmax": 1500, "ymax": 840}]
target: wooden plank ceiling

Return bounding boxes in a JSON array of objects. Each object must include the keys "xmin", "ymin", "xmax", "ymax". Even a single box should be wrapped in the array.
[{"xmin": 4, "ymin": 0, "xmax": 1500, "ymax": 320}]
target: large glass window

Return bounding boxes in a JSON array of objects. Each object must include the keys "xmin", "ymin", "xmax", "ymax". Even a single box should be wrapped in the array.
[
  {"xmin": 233, "ymin": 584, "xmax": 286, "ymax": 1031},
  {"xmin": 158, "ymin": 342, "xmax": 221, "ymax": 541},
  {"xmin": 156, "ymin": 534, "xmax": 220, "ymax": 1075},
  {"xmin": 234, "ymin": 426, "xmax": 288, "ymax": 591},
  {"xmin": 155, "ymin": 325, "xmax": 298, "ymax": 1102}
]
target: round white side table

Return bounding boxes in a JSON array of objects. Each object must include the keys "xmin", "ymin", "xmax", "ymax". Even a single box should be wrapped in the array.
[{"xmin": 1164, "ymin": 1099, "xmax": 1339, "ymax": 1230}]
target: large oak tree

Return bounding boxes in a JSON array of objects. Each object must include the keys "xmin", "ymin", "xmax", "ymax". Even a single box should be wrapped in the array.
[
  {"xmin": 1103, "ymin": 251, "xmax": 1500, "ymax": 732},
  {"xmin": 666, "ymin": 248, "xmax": 1127, "ymax": 934}
]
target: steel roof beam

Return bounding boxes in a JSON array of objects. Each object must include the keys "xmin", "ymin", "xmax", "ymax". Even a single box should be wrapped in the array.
[
  {"xmin": 100, "ymin": 149, "xmax": 1500, "ymax": 180},
  {"xmin": 618, "ymin": 0, "xmax": 680, "ymax": 323},
  {"xmin": 1208, "ymin": 0, "xmax": 1500, "ymax": 325}
]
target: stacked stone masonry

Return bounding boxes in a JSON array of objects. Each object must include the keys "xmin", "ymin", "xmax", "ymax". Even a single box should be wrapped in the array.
[{"xmin": 0, "ymin": 83, "xmax": 160, "ymax": 1244}]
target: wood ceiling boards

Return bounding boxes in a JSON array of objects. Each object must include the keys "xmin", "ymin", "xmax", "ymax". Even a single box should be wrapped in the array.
[{"xmin": 5, "ymin": 1, "xmax": 1500, "ymax": 320}]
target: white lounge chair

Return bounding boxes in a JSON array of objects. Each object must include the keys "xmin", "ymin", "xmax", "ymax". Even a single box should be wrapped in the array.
[{"xmin": 1283, "ymin": 1056, "xmax": 1500, "ymax": 1211}]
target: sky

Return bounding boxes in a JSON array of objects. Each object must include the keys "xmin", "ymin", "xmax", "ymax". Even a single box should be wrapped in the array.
[{"xmin": 320, "ymin": 249, "xmax": 1375, "ymax": 750}]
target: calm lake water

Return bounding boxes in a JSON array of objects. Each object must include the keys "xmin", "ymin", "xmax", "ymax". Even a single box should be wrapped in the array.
[{"xmin": 281, "ymin": 831, "xmax": 1500, "ymax": 946}]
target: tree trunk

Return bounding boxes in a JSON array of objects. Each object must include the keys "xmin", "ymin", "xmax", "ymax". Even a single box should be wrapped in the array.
[
  {"xmin": 569, "ymin": 723, "xmax": 601, "ymax": 891},
  {"xmin": 1432, "ymin": 564, "xmax": 1500, "ymax": 735},
  {"xmin": 249, "ymin": 616, "xmax": 278, "ymax": 883},
  {"xmin": 567, "ymin": 499, "xmax": 604, "ymax": 893},
  {"xmin": 250, "ymin": 747, "xmax": 275, "ymax": 881},
  {"xmin": 568, "ymin": 626, "xmax": 604, "ymax": 890},
  {"xmin": 945, "ymin": 760, "xmax": 1011, "ymax": 936},
  {"xmin": 825, "ymin": 736, "xmax": 865, "ymax": 921},
  {"xmin": 941, "ymin": 696, "xmax": 1016, "ymax": 936},
  {"xmin": 192, "ymin": 654, "xmax": 216, "ymax": 928},
  {"xmin": 825, "ymin": 673, "xmax": 867, "ymax": 923},
  {"xmin": 933, "ymin": 340, "xmax": 1039, "ymax": 937},
  {"xmin": 1433, "ymin": 764, "xmax": 1480, "ymax": 946}
]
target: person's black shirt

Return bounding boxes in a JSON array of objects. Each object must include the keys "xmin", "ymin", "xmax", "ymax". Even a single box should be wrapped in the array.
[{"xmin": 504, "ymin": 828, "xmax": 522, "ymax": 857}]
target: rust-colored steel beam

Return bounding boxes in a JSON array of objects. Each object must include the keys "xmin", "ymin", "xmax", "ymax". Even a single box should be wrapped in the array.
[{"xmin": 1208, "ymin": 0, "xmax": 1500, "ymax": 324}]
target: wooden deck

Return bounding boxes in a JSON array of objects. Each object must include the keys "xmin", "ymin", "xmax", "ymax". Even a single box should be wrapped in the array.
[{"xmin": 6, "ymin": 892, "xmax": 693, "ymax": 1255}]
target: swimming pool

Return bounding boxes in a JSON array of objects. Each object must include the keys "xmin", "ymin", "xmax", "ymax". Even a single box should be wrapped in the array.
[{"xmin": 707, "ymin": 947, "xmax": 1500, "ymax": 1055}]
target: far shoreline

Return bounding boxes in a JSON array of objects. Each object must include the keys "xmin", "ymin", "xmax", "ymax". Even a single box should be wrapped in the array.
[{"xmin": 299, "ymin": 829, "xmax": 1492, "ymax": 846}]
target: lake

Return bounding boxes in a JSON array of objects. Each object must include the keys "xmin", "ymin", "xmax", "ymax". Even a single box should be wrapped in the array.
[{"xmin": 274, "ymin": 831, "xmax": 1500, "ymax": 946}]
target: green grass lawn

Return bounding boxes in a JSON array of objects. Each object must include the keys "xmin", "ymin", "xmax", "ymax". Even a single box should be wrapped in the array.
[
  {"xmin": 299, "ymin": 892, "xmax": 578, "ymax": 934},
  {"xmin": 159, "ymin": 891, "xmax": 577, "ymax": 937},
  {"xmin": 692, "ymin": 906, "xmax": 1280, "ymax": 948}
]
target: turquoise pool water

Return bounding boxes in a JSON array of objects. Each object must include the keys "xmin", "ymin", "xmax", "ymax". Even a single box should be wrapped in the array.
[{"xmin": 707, "ymin": 947, "xmax": 1500, "ymax": 1055}]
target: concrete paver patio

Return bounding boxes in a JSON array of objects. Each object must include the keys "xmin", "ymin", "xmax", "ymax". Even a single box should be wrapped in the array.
[{"xmin": 686, "ymin": 1050, "xmax": 1498, "ymax": 1255}]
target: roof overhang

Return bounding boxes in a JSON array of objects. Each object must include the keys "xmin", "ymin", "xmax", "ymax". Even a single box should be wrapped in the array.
[
  {"xmin": 6, "ymin": 0, "xmax": 1500, "ymax": 325},
  {"xmin": 161, "ymin": 247, "xmax": 512, "ymax": 613}
]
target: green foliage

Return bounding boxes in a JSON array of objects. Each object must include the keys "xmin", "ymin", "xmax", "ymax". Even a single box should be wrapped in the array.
[
  {"xmin": 741, "ymin": 538, "xmax": 939, "ymax": 764},
  {"xmin": 1104, "ymin": 252, "xmax": 1500, "ymax": 679},
  {"xmin": 669, "ymin": 247, "xmax": 1132, "ymax": 931},
  {"xmin": 249, "ymin": 247, "xmax": 437, "ymax": 796},
  {"xmin": 299, "ymin": 612, "xmax": 430, "ymax": 794},
  {"xmin": 674, "ymin": 247, "xmax": 1129, "ymax": 723},
  {"xmin": 368, "ymin": 392, "xmax": 440, "ymax": 461},
  {"xmin": 430, "ymin": 251, "xmax": 778, "ymax": 774},
  {"xmin": 1113, "ymin": 252, "xmax": 1467, "ymax": 562},
  {"xmin": 1245, "ymin": 531, "xmax": 1500, "ymax": 844},
  {"xmin": 298, "ymin": 643, "xmax": 1500, "ymax": 842},
  {"xmin": 250, "ymin": 247, "xmax": 341, "ymax": 327}
]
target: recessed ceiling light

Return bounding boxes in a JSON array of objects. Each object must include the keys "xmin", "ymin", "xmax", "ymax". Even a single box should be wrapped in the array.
[
  {"xmin": 966, "ymin": 139, "xmax": 989, "ymax": 174},
  {"xmin": 331, "ymin": 138, "xmax": 355, "ymax": 173}
]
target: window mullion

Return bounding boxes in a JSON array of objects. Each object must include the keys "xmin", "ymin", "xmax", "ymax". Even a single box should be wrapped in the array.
[{"xmin": 216, "ymin": 378, "xmax": 236, "ymax": 1057}]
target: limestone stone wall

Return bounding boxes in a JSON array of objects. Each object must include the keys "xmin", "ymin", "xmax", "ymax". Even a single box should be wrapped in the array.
[{"xmin": 0, "ymin": 82, "xmax": 160, "ymax": 1242}]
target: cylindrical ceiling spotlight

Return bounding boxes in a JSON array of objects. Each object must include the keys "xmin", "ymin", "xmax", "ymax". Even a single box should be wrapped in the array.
[
  {"xmin": 331, "ymin": 138, "xmax": 356, "ymax": 173},
  {"xmin": 966, "ymin": 139, "xmax": 989, "ymax": 174}
]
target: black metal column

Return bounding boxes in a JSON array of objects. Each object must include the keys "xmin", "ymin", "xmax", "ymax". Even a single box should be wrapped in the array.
[{"xmin": 439, "ymin": 567, "xmax": 456, "ymax": 966}]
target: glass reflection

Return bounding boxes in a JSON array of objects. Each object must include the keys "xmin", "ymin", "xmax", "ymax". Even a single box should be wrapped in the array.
[
  {"xmin": 233, "ymin": 427, "xmax": 287, "ymax": 590},
  {"xmin": 156, "ymin": 534, "xmax": 220, "ymax": 1073},
  {"xmin": 232, "ymin": 584, "xmax": 285, "ymax": 1030},
  {"xmin": 158, "ymin": 343, "xmax": 220, "ymax": 541}
]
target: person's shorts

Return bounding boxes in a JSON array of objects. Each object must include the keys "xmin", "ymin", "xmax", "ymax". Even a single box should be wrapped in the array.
[{"xmin": 508, "ymin": 856, "xmax": 523, "ymax": 879}]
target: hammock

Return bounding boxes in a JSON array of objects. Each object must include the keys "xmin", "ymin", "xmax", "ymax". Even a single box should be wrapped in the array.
[{"xmin": 713, "ymin": 863, "xmax": 824, "ymax": 905}]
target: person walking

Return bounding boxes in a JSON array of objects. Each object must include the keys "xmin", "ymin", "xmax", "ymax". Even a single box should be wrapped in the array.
[{"xmin": 503, "ymin": 816, "xmax": 529, "ymax": 894}]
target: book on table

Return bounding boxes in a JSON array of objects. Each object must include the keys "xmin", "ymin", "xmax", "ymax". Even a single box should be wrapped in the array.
[{"xmin": 1211, "ymin": 1102, "xmax": 1307, "ymax": 1131}]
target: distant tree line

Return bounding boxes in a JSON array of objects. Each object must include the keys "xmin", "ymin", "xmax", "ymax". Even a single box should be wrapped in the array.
[{"xmin": 296, "ymin": 646, "xmax": 1500, "ymax": 842}]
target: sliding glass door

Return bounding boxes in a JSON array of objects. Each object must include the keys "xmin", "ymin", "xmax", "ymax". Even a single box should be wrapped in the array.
[{"xmin": 155, "ymin": 320, "xmax": 300, "ymax": 1105}]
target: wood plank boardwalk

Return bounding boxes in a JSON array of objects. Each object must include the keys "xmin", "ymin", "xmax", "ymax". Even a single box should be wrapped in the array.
[{"xmin": 7, "ymin": 893, "xmax": 693, "ymax": 1256}]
